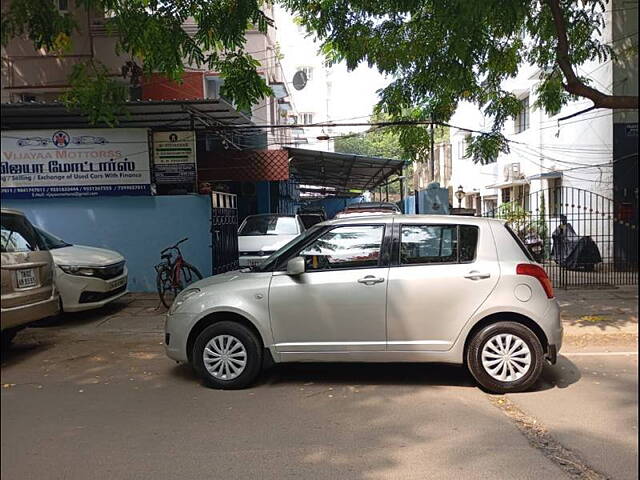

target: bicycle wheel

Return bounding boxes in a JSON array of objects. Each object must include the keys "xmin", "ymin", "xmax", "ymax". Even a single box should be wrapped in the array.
[{"xmin": 156, "ymin": 266, "xmax": 178, "ymax": 310}]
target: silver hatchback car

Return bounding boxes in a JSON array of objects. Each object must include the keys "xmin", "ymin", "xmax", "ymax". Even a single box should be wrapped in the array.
[{"xmin": 165, "ymin": 215, "xmax": 562, "ymax": 393}]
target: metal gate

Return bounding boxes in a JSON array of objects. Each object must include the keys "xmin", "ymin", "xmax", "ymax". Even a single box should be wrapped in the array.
[
  {"xmin": 484, "ymin": 187, "xmax": 638, "ymax": 289},
  {"xmin": 211, "ymin": 191, "xmax": 239, "ymax": 275}
]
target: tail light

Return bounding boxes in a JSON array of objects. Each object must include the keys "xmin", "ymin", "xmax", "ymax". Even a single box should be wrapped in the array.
[{"xmin": 517, "ymin": 263, "xmax": 554, "ymax": 298}]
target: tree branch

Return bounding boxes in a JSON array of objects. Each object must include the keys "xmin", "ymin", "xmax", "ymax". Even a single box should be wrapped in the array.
[{"xmin": 546, "ymin": 0, "xmax": 638, "ymax": 109}]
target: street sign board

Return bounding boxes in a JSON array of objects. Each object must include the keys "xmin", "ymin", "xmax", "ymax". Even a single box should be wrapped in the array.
[{"xmin": 1, "ymin": 128, "xmax": 151, "ymax": 198}]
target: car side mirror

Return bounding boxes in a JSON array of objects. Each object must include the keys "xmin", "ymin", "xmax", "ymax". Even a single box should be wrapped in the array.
[{"xmin": 286, "ymin": 256, "xmax": 305, "ymax": 276}]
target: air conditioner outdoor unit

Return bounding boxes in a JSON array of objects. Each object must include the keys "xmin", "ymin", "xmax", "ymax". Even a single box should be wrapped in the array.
[{"xmin": 503, "ymin": 163, "xmax": 522, "ymax": 181}]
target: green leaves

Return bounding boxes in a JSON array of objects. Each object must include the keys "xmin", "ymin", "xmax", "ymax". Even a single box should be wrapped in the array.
[
  {"xmin": 4, "ymin": 0, "xmax": 630, "ymax": 131},
  {"xmin": 282, "ymin": 0, "xmax": 625, "ymax": 162},
  {"xmin": 534, "ymin": 68, "xmax": 573, "ymax": 116},
  {"xmin": 465, "ymin": 131, "xmax": 510, "ymax": 165},
  {"xmin": 216, "ymin": 52, "xmax": 273, "ymax": 113},
  {"xmin": 1, "ymin": 0, "xmax": 76, "ymax": 52},
  {"xmin": 4, "ymin": 0, "xmax": 275, "ymax": 125},
  {"xmin": 60, "ymin": 61, "xmax": 129, "ymax": 126}
]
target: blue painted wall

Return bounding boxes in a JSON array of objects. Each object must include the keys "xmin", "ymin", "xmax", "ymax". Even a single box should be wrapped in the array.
[
  {"xmin": 256, "ymin": 181, "xmax": 271, "ymax": 214},
  {"xmin": 401, "ymin": 195, "xmax": 416, "ymax": 214},
  {"xmin": 3, "ymin": 195, "xmax": 212, "ymax": 292}
]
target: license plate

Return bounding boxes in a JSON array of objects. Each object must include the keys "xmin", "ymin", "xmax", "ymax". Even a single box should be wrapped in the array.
[
  {"xmin": 109, "ymin": 277, "xmax": 127, "ymax": 290},
  {"xmin": 16, "ymin": 268, "xmax": 37, "ymax": 289},
  {"xmin": 247, "ymin": 259, "xmax": 263, "ymax": 266}
]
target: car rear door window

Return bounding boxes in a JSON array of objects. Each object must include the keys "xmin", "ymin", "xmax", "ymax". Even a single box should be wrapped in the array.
[
  {"xmin": 459, "ymin": 225, "xmax": 479, "ymax": 262},
  {"xmin": 400, "ymin": 224, "xmax": 479, "ymax": 264},
  {"xmin": 298, "ymin": 225, "xmax": 384, "ymax": 271}
]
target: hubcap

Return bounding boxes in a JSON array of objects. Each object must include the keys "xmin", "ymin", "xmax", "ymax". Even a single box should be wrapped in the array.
[
  {"xmin": 203, "ymin": 335, "xmax": 247, "ymax": 380},
  {"xmin": 481, "ymin": 333, "xmax": 531, "ymax": 382}
]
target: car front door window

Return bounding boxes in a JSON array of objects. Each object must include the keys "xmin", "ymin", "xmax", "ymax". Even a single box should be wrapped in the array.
[{"xmin": 298, "ymin": 225, "xmax": 384, "ymax": 271}]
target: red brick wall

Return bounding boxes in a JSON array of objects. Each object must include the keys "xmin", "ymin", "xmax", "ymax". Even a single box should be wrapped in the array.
[
  {"xmin": 141, "ymin": 72, "xmax": 204, "ymax": 100},
  {"xmin": 198, "ymin": 149, "xmax": 290, "ymax": 182}
]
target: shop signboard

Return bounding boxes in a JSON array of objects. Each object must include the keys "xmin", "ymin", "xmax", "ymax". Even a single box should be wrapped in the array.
[
  {"xmin": 1, "ymin": 128, "xmax": 151, "ymax": 198},
  {"xmin": 152, "ymin": 131, "xmax": 197, "ymax": 184}
]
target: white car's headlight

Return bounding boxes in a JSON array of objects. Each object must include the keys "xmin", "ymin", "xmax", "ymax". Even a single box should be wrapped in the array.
[
  {"xmin": 169, "ymin": 287, "xmax": 201, "ymax": 314},
  {"xmin": 59, "ymin": 265, "xmax": 98, "ymax": 277}
]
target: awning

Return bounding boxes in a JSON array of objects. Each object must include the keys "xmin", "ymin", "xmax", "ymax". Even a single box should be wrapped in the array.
[
  {"xmin": 527, "ymin": 171, "xmax": 563, "ymax": 180},
  {"xmin": 484, "ymin": 178, "xmax": 529, "ymax": 189},
  {"xmin": 0, "ymin": 99, "xmax": 255, "ymax": 131},
  {"xmin": 269, "ymin": 82, "xmax": 289, "ymax": 99},
  {"xmin": 286, "ymin": 147, "xmax": 406, "ymax": 196},
  {"xmin": 277, "ymin": 100, "xmax": 292, "ymax": 111}
]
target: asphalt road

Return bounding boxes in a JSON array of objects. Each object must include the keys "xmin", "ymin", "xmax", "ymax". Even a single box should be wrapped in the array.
[{"xmin": 1, "ymin": 304, "xmax": 637, "ymax": 480}]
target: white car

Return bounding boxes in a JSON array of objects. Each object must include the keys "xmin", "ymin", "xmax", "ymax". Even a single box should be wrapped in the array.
[
  {"xmin": 166, "ymin": 215, "xmax": 562, "ymax": 393},
  {"xmin": 35, "ymin": 228, "xmax": 128, "ymax": 312},
  {"xmin": 237, "ymin": 214, "xmax": 305, "ymax": 267}
]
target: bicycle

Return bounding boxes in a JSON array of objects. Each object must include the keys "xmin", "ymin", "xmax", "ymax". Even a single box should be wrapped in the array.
[{"xmin": 155, "ymin": 237, "xmax": 203, "ymax": 309}]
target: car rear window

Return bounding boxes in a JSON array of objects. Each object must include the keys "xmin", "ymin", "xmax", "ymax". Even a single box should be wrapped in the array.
[
  {"xmin": 400, "ymin": 224, "xmax": 479, "ymax": 264},
  {"xmin": 239, "ymin": 215, "xmax": 299, "ymax": 236},
  {"xmin": 504, "ymin": 224, "xmax": 535, "ymax": 261},
  {"xmin": 299, "ymin": 214, "xmax": 324, "ymax": 229},
  {"xmin": 1, "ymin": 213, "xmax": 46, "ymax": 253}
]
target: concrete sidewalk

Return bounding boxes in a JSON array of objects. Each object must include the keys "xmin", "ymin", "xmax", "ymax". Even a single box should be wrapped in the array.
[{"xmin": 556, "ymin": 285, "xmax": 638, "ymax": 339}]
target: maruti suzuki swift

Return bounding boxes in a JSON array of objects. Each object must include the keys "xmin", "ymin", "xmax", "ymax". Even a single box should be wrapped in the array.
[{"xmin": 165, "ymin": 215, "xmax": 562, "ymax": 393}]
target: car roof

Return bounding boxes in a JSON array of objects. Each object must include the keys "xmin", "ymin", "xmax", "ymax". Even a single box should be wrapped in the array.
[
  {"xmin": 0, "ymin": 208, "xmax": 25, "ymax": 216},
  {"xmin": 320, "ymin": 214, "xmax": 504, "ymax": 227},
  {"xmin": 344, "ymin": 202, "xmax": 400, "ymax": 211},
  {"xmin": 244, "ymin": 213, "xmax": 296, "ymax": 218}
]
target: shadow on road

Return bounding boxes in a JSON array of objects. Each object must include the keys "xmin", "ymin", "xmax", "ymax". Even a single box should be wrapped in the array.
[
  {"xmin": 170, "ymin": 360, "xmax": 581, "ymax": 392},
  {"xmin": 0, "ymin": 337, "xmax": 55, "ymax": 368},
  {"xmin": 261, "ymin": 362, "xmax": 476, "ymax": 388},
  {"xmin": 529, "ymin": 355, "xmax": 582, "ymax": 392},
  {"xmin": 167, "ymin": 357, "xmax": 583, "ymax": 393},
  {"xmin": 31, "ymin": 298, "xmax": 133, "ymax": 329}
]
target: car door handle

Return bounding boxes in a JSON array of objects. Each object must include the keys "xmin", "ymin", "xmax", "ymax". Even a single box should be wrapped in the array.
[
  {"xmin": 464, "ymin": 271, "xmax": 491, "ymax": 280},
  {"xmin": 357, "ymin": 275, "xmax": 385, "ymax": 285}
]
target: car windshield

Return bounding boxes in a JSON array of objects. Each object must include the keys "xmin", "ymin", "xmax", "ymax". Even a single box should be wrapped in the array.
[
  {"xmin": 239, "ymin": 215, "xmax": 299, "ymax": 236},
  {"xmin": 254, "ymin": 225, "xmax": 321, "ymax": 272},
  {"xmin": 35, "ymin": 227, "xmax": 72, "ymax": 250},
  {"xmin": 1, "ymin": 213, "xmax": 47, "ymax": 253}
]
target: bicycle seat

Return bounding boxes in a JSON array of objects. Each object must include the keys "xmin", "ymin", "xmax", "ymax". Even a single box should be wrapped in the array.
[{"xmin": 161, "ymin": 254, "xmax": 172, "ymax": 260}]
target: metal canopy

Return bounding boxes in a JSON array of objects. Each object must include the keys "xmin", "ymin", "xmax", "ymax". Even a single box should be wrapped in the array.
[
  {"xmin": 286, "ymin": 147, "xmax": 406, "ymax": 196},
  {"xmin": 0, "ymin": 99, "xmax": 256, "ymax": 131}
]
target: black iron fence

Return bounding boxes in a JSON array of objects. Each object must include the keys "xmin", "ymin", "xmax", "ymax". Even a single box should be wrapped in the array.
[
  {"xmin": 484, "ymin": 187, "xmax": 638, "ymax": 289},
  {"xmin": 210, "ymin": 191, "xmax": 239, "ymax": 275}
]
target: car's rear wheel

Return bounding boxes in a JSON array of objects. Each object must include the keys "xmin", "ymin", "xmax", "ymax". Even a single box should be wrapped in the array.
[
  {"xmin": 466, "ymin": 321, "xmax": 544, "ymax": 393},
  {"xmin": 192, "ymin": 321, "xmax": 262, "ymax": 390}
]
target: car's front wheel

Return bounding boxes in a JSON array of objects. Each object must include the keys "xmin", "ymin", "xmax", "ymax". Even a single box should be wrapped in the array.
[
  {"xmin": 192, "ymin": 321, "xmax": 262, "ymax": 389},
  {"xmin": 466, "ymin": 321, "xmax": 544, "ymax": 393}
]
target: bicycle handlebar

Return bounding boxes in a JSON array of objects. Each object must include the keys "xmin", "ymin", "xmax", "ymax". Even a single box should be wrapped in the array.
[{"xmin": 160, "ymin": 237, "xmax": 189, "ymax": 255}]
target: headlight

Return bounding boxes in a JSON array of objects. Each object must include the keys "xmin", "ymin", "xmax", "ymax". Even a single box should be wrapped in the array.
[
  {"xmin": 59, "ymin": 265, "xmax": 98, "ymax": 277},
  {"xmin": 169, "ymin": 287, "xmax": 201, "ymax": 314}
]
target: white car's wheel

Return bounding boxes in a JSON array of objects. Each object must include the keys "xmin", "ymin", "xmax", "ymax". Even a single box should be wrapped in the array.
[
  {"xmin": 192, "ymin": 321, "xmax": 262, "ymax": 389},
  {"xmin": 467, "ymin": 321, "xmax": 544, "ymax": 393}
]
